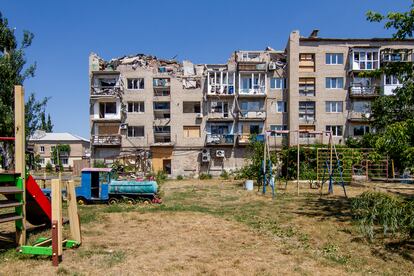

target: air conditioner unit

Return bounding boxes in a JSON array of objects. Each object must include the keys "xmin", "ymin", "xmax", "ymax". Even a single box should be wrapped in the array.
[
  {"xmin": 201, "ymin": 148, "xmax": 210, "ymax": 162},
  {"xmin": 216, "ymin": 150, "xmax": 225, "ymax": 158},
  {"xmin": 196, "ymin": 113, "xmax": 203, "ymax": 118},
  {"xmin": 269, "ymin": 62, "xmax": 277, "ymax": 70},
  {"xmin": 120, "ymin": 123, "xmax": 128, "ymax": 130}
]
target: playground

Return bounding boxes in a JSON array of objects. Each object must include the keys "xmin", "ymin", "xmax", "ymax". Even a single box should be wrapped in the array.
[{"xmin": 2, "ymin": 178, "xmax": 414, "ymax": 275}]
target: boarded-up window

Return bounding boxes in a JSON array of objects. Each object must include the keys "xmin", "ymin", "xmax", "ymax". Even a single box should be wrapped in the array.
[
  {"xmin": 299, "ymin": 78, "xmax": 315, "ymax": 96},
  {"xmin": 299, "ymin": 53, "xmax": 315, "ymax": 72},
  {"xmin": 183, "ymin": 126, "xmax": 201, "ymax": 138},
  {"xmin": 98, "ymin": 124, "xmax": 119, "ymax": 135},
  {"xmin": 299, "ymin": 125, "xmax": 315, "ymax": 138}
]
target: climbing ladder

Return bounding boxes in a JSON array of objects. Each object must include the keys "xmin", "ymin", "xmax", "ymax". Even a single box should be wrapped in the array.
[{"xmin": 0, "ymin": 172, "xmax": 25, "ymax": 242}]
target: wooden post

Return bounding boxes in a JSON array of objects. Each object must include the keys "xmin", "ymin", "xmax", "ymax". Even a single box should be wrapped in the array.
[
  {"xmin": 392, "ymin": 159, "xmax": 395, "ymax": 179},
  {"xmin": 67, "ymin": 180, "xmax": 81, "ymax": 243},
  {"xmin": 51, "ymin": 179, "xmax": 63, "ymax": 259},
  {"xmin": 297, "ymin": 131, "xmax": 300, "ymax": 196},
  {"xmin": 14, "ymin": 85, "xmax": 26, "ymax": 246}
]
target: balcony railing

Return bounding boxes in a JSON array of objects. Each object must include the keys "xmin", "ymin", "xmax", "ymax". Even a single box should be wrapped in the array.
[
  {"xmin": 91, "ymin": 85, "xmax": 122, "ymax": 97},
  {"xmin": 348, "ymin": 111, "xmax": 371, "ymax": 122},
  {"xmin": 349, "ymin": 85, "xmax": 380, "ymax": 97},
  {"xmin": 238, "ymin": 134, "xmax": 265, "ymax": 144},
  {"xmin": 207, "ymin": 85, "xmax": 235, "ymax": 96},
  {"xmin": 239, "ymin": 110, "xmax": 266, "ymax": 120},
  {"xmin": 91, "ymin": 135, "xmax": 121, "ymax": 146},
  {"xmin": 205, "ymin": 134, "xmax": 235, "ymax": 145},
  {"xmin": 239, "ymin": 86, "xmax": 266, "ymax": 96},
  {"xmin": 207, "ymin": 113, "xmax": 232, "ymax": 121}
]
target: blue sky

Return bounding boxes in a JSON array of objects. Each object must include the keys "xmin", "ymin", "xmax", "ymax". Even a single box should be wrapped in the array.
[{"xmin": 1, "ymin": 0, "xmax": 411, "ymax": 138}]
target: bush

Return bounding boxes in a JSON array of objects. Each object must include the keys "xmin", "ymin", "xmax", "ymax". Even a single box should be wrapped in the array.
[
  {"xmin": 45, "ymin": 161, "xmax": 53, "ymax": 173},
  {"xmin": 220, "ymin": 170, "xmax": 229, "ymax": 180},
  {"xmin": 176, "ymin": 175, "xmax": 184, "ymax": 180},
  {"xmin": 93, "ymin": 160, "xmax": 107, "ymax": 168},
  {"xmin": 351, "ymin": 191, "xmax": 414, "ymax": 240},
  {"xmin": 199, "ymin": 173, "xmax": 212, "ymax": 180},
  {"xmin": 155, "ymin": 170, "xmax": 167, "ymax": 184}
]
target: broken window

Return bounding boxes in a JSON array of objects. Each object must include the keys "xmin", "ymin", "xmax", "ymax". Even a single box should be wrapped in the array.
[
  {"xmin": 183, "ymin": 126, "xmax": 201, "ymax": 138},
  {"xmin": 210, "ymin": 124, "xmax": 229, "ymax": 135},
  {"xmin": 127, "ymin": 78, "xmax": 144, "ymax": 90},
  {"xmin": 127, "ymin": 126, "xmax": 145, "ymax": 137},
  {"xmin": 127, "ymin": 102, "xmax": 145, "ymax": 113},
  {"xmin": 99, "ymin": 102, "xmax": 117, "ymax": 118},
  {"xmin": 326, "ymin": 125, "xmax": 343, "ymax": 137},
  {"xmin": 299, "ymin": 78, "xmax": 315, "ymax": 96},
  {"xmin": 240, "ymin": 100, "xmax": 264, "ymax": 111},
  {"xmin": 270, "ymin": 125, "xmax": 288, "ymax": 137},
  {"xmin": 153, "ymin": 78, "xmax": 170, "ymax": 87},
  {"xmin": 153, "ymin": 102, "xmax": 170, "ymax": 110},
  {"xmin": 183, "ymin": 102, "xmax": 201, "ymax": 113},
  {"xmin": 210, "ymin": 101, "xmax": 229, "ymax": 117},
  {"xmin": 99, "ymin": 78, "xmax": 117, "ymax": 87},
  {"xmin": 299, "ymin": 125, "xmax": 316, "ymax": 138},
  {"xmin": 299, "ymin": 101, "xmax": 315, "ymax": 121},
  {"xmin": 276, "ymin": 101, "xmax": 287, "ymax": 113},
  {"xmin": 154, "ymin": 89, "xmax": 170, "ymax": 96}
]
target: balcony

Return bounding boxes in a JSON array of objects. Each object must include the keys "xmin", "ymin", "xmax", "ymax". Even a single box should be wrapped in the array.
[
  {"xmin": 91, "ymin": 85, "xmax": 122, "ymax": 98},
  {"xmin": 239, "ymin": 110, "xmax": 266, "ymax": 120},
  {"xmin": 381, "ymin": 48, "xmax": 413, "ymax": 63},
  {"xmin": 153, "ymin": 78, "xmax": 171, "ymax": 89},
  {"xmin": 239, "ymin": 86, "xmax": 266, "ymax": 96},
  {"xmin": 207, "ymin": 113, "xmax": 233, "ymax": 121},
  {"xmin": 205, "ymin": 134, "xmax": 235, "ymax": 146},
  {"xmin": 349, "ymin": 49, "xmax": 380, "ymax": 71},
  {"xmin": 348, "ymin": 111, "xmax": 371, "ymax": 122},
  {"xmin": 237, "ymin": 134, "xmax": 265, "ymax": 145},
  {"xmin": 237, "ymin": 51, "xmax": 266, "ymax": 63},
  {"xmin": 154, "ymin": 89, "xmax": 171, "ymax": 101},
  {"xmin": 207, "ymin": 85, "xmax": 235, "ymax": 96},
  {"xmin": 349, "ymin": 85, "xmax": 380, "ymax": 98},
  {"xmin": 298, "ymin": 117, "xmax": 316, "ymax": 125},
  {"xmin": 91, "ymin": 135, "xmax": 121, "ymax": 146}
]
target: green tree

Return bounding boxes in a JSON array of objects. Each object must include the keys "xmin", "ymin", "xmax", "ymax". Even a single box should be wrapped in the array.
[{"xmin": 0, "ymin": 11, "xmax": 50, "ymax": 168}]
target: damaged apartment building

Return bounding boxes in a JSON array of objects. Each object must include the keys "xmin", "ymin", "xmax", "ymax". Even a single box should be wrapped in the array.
[{"xmin": 89, "ymin": 29, "xmax": 414, "ymax": 177}]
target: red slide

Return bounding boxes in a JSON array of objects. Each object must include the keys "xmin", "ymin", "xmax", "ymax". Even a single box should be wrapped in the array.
[{"xmin": 25, "ymin": 175, "xmax": 52, "ymax": 226}]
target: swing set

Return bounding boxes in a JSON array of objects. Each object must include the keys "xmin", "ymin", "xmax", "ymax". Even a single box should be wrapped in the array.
[{"xmin": 260, "ymin": 129, "xmax": 347, "ymax": 198}]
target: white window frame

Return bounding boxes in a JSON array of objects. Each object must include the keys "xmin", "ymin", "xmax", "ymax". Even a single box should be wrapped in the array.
[
  {"xmin": 270, "ymin": 78, "xmax": 286, "ymax": 89},
  {"xmin": 326, "ymin": 125, "xmax": 343, "ymax": 137},
  {"xmin": 353, "ymin": 50, "xmax": 380, "ymax": 70},
  {"xmin": 270, "ymin": 125, "xmax": 288, "ymax": 137},
  {"xmin": 40, "ymin": 146, "xmax": 45, "ymax": 153},
  {"xmin": 384, "ymin": 75, "xmax": 401, "ymax": 85},
  {"xmin": 325, "ymin": 101, "xmax": 343, "ymax": 113},
  {"xmin": 326, "ymin": 53, "xmax": 344, "ymax": 65},
  {"xmin": 61, "ymin": 158, "xmax": 69, "ymax": 165},
  {"xmin": 127, "ymin": 78, "xmax": 144, "ymax": 90},
  {"xmin": 326, "ymin": 77, "xmax": 344, "ymax": 89}
]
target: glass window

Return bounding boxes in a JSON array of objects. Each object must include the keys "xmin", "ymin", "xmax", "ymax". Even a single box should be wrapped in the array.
[
  {"xmin": 326, "ymin": 77, "xmax": 344, "ymax": 89},
  {"xmin": 270, "ymin": 78, "xmax": 286, "ymax": 89},
  {"xmin": 276, "ymin": 101, "xmax": 287, "ymax": 113},
  {"xmin": 326, "ymin": 53, "xmax": 344, "ymax": 65},
  {"xmin": 299, "ymin": 101, "xmax": 315, "ymax": 120},
  {"xmin": 40, "ymin": 146, "xmax": 45, "ymax": 153},
  {"xmin": 325, "ymin": 101, "xmax": 343, "ymax": 113},
  {"xmin": 353, "ymin": 125, "xmax": 370, "ymax": 136},
  {"xmin": 61, "ymin": 158, "xmax": 68, "ymax": 165},
  {"xmin": 326, "ymin": 125, "xmax": 343, "ymax": 136},
  {"xmin": 211, "ymin": 125, "xmax": 229, "ymax": 135},
  {"xmin": 270, "ymin": 125, "xmax": 288, "ymax": 137},
  {"xmin": 352, "ymin": 101, "xmax": 371, "ymax": 113}
]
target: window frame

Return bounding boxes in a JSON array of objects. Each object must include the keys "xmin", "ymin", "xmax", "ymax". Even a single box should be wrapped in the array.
[
  {"xmin": 127, "ymin": 78, "xmax": 145, "ymax": 90},
  {"xmin": 127, "ymin": 126, "xmax": 145, "ymax": 138},
  {"xmin": 183, "ymin": 125, "xmax": 201, "ymax": 138},
  {"xmin": 325, "ymin": 101, "xmax": 343, "ymax": 113},
  {"xmin": 270, "ymin": 125, "xmax": 288, "ymax": 137},
  {"xmin": 40, "ymin": 146, "xmax": 45, "ymax": 153},
  {"xmin": 276, "ymin": 101, "xmax": 287, "ymax": 113},
  {"xmin": 325, "ymin": 77, "xmax": 344, "ymax": 89},
  {"xmin": 326, "ymin": 53, "xmax": 344, "ymax": 65},
  {"xmin": 270, "ymin": 78, "xmax": 286, "ymax": 90},
  {"xmin": 127, "ymin": 101, "xmax": 145, "ymax": 113},
  {"xmin": 326, "ymin": 125, "xmax": 343, "ymax": 137}
]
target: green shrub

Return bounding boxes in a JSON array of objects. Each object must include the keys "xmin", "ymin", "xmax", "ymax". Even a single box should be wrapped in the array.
[
  {"xmin": 93, "ymin": 160, "xmax": 107, "ymax": 168},
  {"xmin": 45, "ymin": 161, "xmax": 53, "ymax": 173},
  {"xmin": 220, "ymin": 170, "xmax": 229, "ymax": 180},
  {"xmin": 199, "ymin": 173, "xmax": 212, "ymax": 180},
  {"xmin": 351, "ymin": 191, "xmax": 405, "ymax": 239},
  {"xmin": 176, "ymin": 175, "xmax": 184, "ymax": 180},
  {"xmin": 155, "ymin": 170, "xmax": 167, "ymax": 184}
]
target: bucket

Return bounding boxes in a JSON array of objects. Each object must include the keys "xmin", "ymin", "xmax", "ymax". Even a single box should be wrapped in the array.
[{"xmin": 245, "ymin": 180, "xmax": 254, "ymax": 191}]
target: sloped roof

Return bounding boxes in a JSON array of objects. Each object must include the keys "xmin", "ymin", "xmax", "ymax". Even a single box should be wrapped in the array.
[{"xmin": 29, "ymin": 131, "xmax": 89, "ymax": 143}]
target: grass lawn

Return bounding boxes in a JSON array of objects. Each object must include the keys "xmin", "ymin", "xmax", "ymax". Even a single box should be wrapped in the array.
[{"xmin": 1, "ymin": 179, "xmax": 414, "ymax": 275}]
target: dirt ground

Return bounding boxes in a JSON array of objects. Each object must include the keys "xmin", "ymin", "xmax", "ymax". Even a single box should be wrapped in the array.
[{"xmin": 1, "ymin": 179, "xmax": 414, "ymax": 275}]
